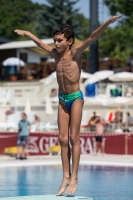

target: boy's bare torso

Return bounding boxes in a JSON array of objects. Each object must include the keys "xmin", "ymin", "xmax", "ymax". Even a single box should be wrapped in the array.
[
  {"xmin": 52, "ymin": 49, "xmax": 81, "ymax": 94},
  {"xmin": 96, "ymin": 123, "xmax": 104, "ymax": 135}
]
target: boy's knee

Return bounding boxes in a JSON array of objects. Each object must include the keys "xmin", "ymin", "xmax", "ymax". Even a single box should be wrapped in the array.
[
  {"xmin": 70, "ymin": 134, "xmax": 80, "ymax": 146},
  {"xmin": 58, "ymin": 135, "xmax": 68, "ymax": 146}
]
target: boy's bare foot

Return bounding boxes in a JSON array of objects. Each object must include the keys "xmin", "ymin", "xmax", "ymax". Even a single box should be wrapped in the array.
[
  {"xmin": 56, "ymin": 177, "xmax": 70, "ymax": 196},
  {"xmin": 65, "ymin": 177, "xmax": 78, "ymax": 194}
]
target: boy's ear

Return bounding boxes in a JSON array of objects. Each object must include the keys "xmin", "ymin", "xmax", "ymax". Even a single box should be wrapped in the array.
[{"xmin": 68, "ymin": 38, "xmax": 73, "ymax": 46}]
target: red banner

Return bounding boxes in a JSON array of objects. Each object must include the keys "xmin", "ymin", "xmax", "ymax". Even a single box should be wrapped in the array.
[{"xmin": 0, "ymin": 132, "xmax": 132, "ymax": 155}]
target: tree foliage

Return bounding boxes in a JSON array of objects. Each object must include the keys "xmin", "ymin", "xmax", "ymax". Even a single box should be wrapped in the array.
[
  {"xmin": 34, "ymin": 0, "xmax": 89, "ymax": 39},
  {"xmin": 99, "ymin": 25, "xmax": 133, "ymax": 63},
  {"xmin": 104, "ymin": 0, "xmax": 133, "ymax": 18},
  {"xmin": 99, "ymin": 0, "xmax": 133, "ymax": 63},
  {"xmin": 0, "ymin": 0, "xmax": 89, "ymax": 42},
  {"xmin": 0, "ymin": 0, "xmax": 41, "ymax": 39},
  {"xmin": 73, "ymin": 13, "xmax": 89, "ymax": 40}
]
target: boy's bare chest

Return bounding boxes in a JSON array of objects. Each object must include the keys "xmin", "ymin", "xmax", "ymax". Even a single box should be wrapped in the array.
[{"xmin": 56, "ymin": 57, "xmax": 80, "ymax": 75}]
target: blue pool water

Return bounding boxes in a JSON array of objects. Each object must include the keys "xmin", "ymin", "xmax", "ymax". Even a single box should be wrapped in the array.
[{"xmin": 0, "ymin": 165, "xmax": 133, "ymax": 200}]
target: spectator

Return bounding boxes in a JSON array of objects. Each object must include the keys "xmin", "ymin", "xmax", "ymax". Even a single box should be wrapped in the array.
[
  {"xmin": 93, "ymin": 117, "xmax": 108, "ymax": 155},
  {"xmin": 108, "ymin": 61, "xmax": 114, "ymax": 70},
  {"xmin": 19, "ymin": 66, "xmax": 26, "ymax": 79},
  {"xmin": 31, "ymin": 114, "xmax": 41, "ymax": 124},
  {"xmin": 127, "ymin": 53, "xmax": 133, "ymax": 64},
  {"xmin": 16, "ymin": 112, "xmax": 30, "ymax": 160},
  {"xmin": 125, "ymin": 63, "xmax": 132, "ymax": 72},
  {"xmin": 88, "ymin": 111, "xmax": 99, "ymax": 131},
  {"xmin": 80, "ymin": 111, "xmax": 99, "ymax": 131},
  {"xmin": 123, "ymin": 112, "xmax": 133, "ymax": 131},
  {"xmin": 126, "ymin": 87, "xmax": 133, "ymax": 97},
  {"xmin": 111, "ymin": 108, "xmax": 123, "ymax": 123},
  {"xmin": 82, "ymin": 111, "xmax": 97, "ymax": 131}
]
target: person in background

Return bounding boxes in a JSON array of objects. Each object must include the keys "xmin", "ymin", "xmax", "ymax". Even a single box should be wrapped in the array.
[
  {"xmin": 127, "ymin": 53, "xmax": 133, "ymax": 64},
  {"xmin": 108, "ymin": 61, "xmax": 114, "ymax": 70},
  {"xmin": 125, "ymin": 63, "xmax": 132, "ymax": 72},
  {"xmin": 31, "ymin": 114, "xmax": 41, "ymax": 124},
  {"xmin": 88, "ymin": 111, "xmax": 99, "ymax": 131},
  {"xmin": 93, "ymin": 117, "xmax": 108, "ymax": 155},
  {"xmin": 123, "ymin": 112, "xmax": 133, "ymax": 132},
  {"xmin": 81, "ymin": 111, "xmax": 100, "ymax": 131},
  {"xmin": 111, "ymin": 108, "xmax": 123, "ymax": 123},
  {"xmin": 126, "ymin": 112, "xmax": 133, "ymax": 126},
  {"xmin": 16, "ymin": 112, "xmax": 30, "ymax": 160}
]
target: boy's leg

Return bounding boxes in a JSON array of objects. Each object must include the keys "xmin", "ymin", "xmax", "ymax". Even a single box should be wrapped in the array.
[
  {"xmin": 65, "ymin": 99, "xmax": 83, "ymax": 194},
  {"xmin": 16, "ymin": 137, "xmax": 21, "ymax": 158},
  {"xmin": 22, "ymin": 146, "xmax": 26, "ymax": 158},
  {"xmin": 101, "ymin": 141, "xmax": 105, "ymax": 155},
  {"xmin": 56, "ymin": 102, "xmax": 71, "ymax": 196},
  {"xmin": 16, "ymin": 146, "xmax": 21, "ymax": 158},
  {"xmin": 96, "ymin": 142, "xmax": 99, "ymax": 155},
  {"xmin": 22, "ymin": 137, "xmax": 28, "ymax": 158},
  {"xmin": 25, "ymin": 148, "xmax": 29, "ymax": 157}
]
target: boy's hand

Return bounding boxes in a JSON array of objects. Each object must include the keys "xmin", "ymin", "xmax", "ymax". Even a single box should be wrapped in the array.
[
  {"xmin": 109, "ymin": 14, "xmax": 123, "ymax": 23},
  {"xmin": 14, "ymin": 29, "xmax": 26, "ymax": 36}
]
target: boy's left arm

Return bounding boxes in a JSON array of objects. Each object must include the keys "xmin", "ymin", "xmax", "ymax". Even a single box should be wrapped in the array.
[{"xmin": 76, "ymin": 14, "xmax": 122, "ymax": 53}]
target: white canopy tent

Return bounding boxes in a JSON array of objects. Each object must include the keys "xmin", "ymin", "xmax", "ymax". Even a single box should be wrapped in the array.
[
  {"xmin": 0, "ymin": 38, "xmax": 88, "ymax": 56},
  {"xmin": 109, "ymin": 72, "xmax": 133, "ymax": 96},
  {"xmin": 0, "ymin": 39, "xmax": 53, "ymax": 49},
  {"xmin": 0, "ymin": 38, "xmax": 54, "ymax": 57}
]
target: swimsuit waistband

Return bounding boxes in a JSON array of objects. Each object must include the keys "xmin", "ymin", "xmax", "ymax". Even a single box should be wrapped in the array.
[
  {"xmin": 60, "ymin": 90, "xmax": 81, "ymax": 96},
  {"xmin": 58, "ymin": 91, "xmax": 83, "ymax": 101}
]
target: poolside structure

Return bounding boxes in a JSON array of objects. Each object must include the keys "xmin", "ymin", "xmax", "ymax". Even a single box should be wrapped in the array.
[{"xmin": 0, "ymin": 195, "xmax": 94, "ymax": 200}]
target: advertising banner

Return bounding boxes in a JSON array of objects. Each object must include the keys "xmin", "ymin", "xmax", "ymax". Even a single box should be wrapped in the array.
[{"xmin": 0, "ymin": 132, "xmax": 132, "ymax": 155}]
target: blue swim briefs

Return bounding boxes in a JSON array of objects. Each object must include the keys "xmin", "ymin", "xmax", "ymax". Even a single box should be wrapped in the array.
[{"xmin": 58, "ymin": 90, "xmax": 84, "ymax": 110}]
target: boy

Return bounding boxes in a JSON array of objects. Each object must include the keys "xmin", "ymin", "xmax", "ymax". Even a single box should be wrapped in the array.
[
  {"xmin": 93, "ymin": 116, "xmax": 108, "ymax": 155},
  {"xmin": 15, "ymin": 14, "xmax": 122, "ymax": 195},
  {"xmin": 16, "ymin": 112, "xmax": 30, "ymax": 159}
]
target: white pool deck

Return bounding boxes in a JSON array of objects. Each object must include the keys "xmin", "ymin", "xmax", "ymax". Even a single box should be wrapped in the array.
[
  {"xmin": 0, "ymin": 154, "xmax": 133, "ymax": 168},
  {"xmin": 0, "ymin": 195, "xmax": 94, "ymax": 200}
]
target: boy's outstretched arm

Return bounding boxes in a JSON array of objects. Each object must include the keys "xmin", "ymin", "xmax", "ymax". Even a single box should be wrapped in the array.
[
  {"xmin": 14, "ymin": 30, "xmax": 54, "ymax": 53},
  {"xmin": 76, "ymin": 14, "xmax": 123, "ymax": 53}
]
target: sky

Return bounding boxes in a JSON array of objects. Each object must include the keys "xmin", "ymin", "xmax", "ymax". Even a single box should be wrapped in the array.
[{"xmin": 31, "ymin": 0, "xmax": 116, "ymax": 27}]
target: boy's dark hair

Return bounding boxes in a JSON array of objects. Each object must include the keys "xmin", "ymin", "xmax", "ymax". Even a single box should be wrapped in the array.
[
  {"xmin": 22, "ymin": 112, "xmax": 27, "ymax": 117},
  {"xmin": 53, "ymin": 25, "xmax": 75, "ymax": 45}
]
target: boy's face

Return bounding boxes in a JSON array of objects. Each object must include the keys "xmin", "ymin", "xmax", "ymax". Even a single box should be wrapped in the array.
[
  {"xmin": 53, "ymin": 34, "xmax": 73, "ymax": 53},
  {"xmin": 21, "ymin": 114, "xmax": 26, "ymax": 120}
]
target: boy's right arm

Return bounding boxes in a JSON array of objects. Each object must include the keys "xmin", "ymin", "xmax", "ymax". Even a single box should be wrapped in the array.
[
  {"xmin": 14, "ymin": 30, "xmax": 55, "ymax": 54},
  {"xmin": 75, "ymin": 14, "xmax": 123, "ymax": 54}
]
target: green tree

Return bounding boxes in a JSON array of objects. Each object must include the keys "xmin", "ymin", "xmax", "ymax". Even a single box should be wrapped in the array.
[
  {"xmin": 34, "ymin": 0, "xmax": 88, "ymax": 39},
  {"xmin": 73, "ymin": 13, "xmax": 89, "ymax": 40},
  {"xmin": 100, "ymin": 0, "xmax": 133, "ymax": 63},
  {"xmin": 0, "ymin": 0, "xmax": 41, "ymax": 39},
  {"xmin": 103, "ymin": 0, "xmax": 133, "ymax": 27},
  {"xmin": 99, "ymin": 23, "xmax": 133, "ymax": 63},
  {"xmin": 73, "ymin": 13, "xmax": 90, "ymax": 59},
  {"xmin": 104, "ymin": 0, "xmax": 133, "ymax": 18}
]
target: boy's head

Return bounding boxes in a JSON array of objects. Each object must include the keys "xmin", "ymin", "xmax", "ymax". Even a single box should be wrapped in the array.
[
  {"xmin": 21, "ymin": 112, "xmax": 27, "ymax": 120},
  {"xmin": 53, "ymin": 25, "xmax": 75, "ymax": 50}
]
